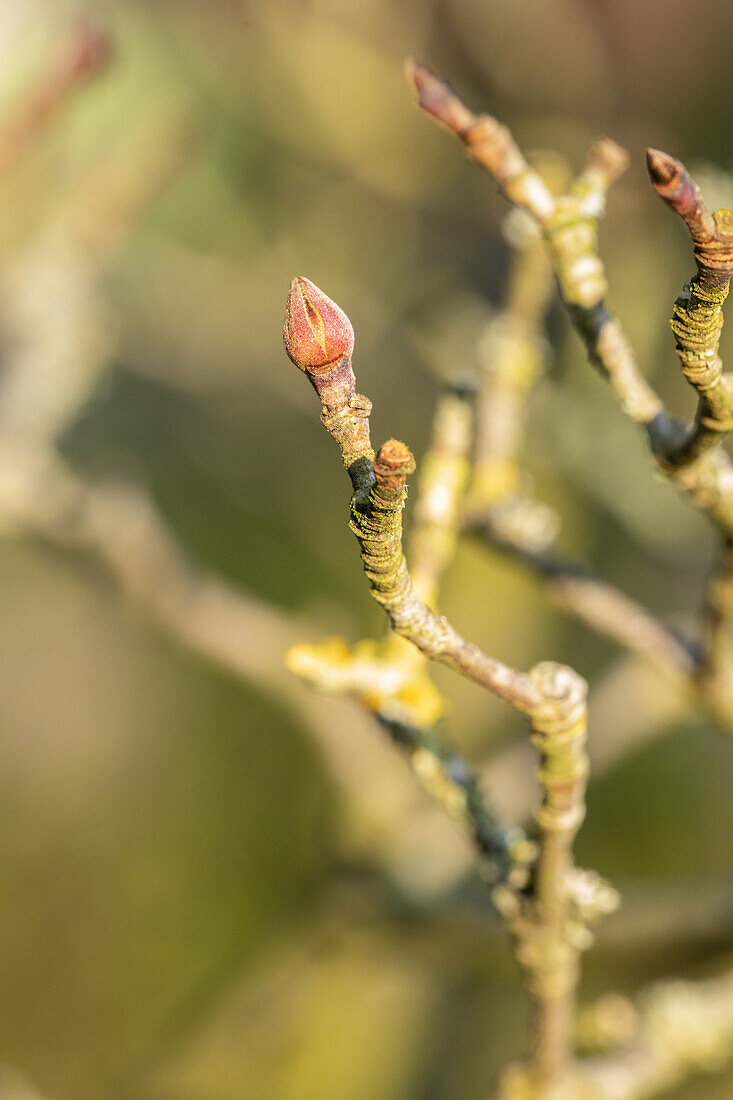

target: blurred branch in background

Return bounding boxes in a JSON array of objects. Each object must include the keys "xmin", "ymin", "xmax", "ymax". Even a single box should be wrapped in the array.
[
  {"xmin": 0, "ymin": 111, "xmax": 194, "ymax": 452},
  {"xmin": 0, "ymin": 1066, "xmax": 51, "ymax": 1100},
  {"xmin": 581, "ymin": 969, "xmax": 733, "ymax": 1100},
  {"xmin": 0, "ymin": 19, "xmax": 109, "ymax": 173},
  {"xmin": 0, "ymin": 18, "xmax": 506, "ymax": 927}
]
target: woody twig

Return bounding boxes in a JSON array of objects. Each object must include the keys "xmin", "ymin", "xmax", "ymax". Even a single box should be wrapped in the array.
[
  {"xmin": 408, "ymin": 61, "xmax": 733, "ymax": 723},
  {"xmin": 0, "ymin": 21, "xmax": 110, "ymax": 173},
  {"xmin": 647, "ymin": 149, "xmax": 733, "ymax": 467},
  {"xmin": 463, "ymin": 191, "xmax": 693, "ymax": 683},
  {"xmin": 285, "ymin": 350, "xmax": 526, "ymax": 887},
  {"xmin": 284, "ymin": 275, "xmax": 615, "ymax": 1094}
]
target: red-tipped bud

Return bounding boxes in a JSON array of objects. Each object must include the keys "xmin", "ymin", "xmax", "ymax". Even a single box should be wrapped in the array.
[{"xmin": 283, "ymin": 276, "xmax": 354, "ymax": 373}]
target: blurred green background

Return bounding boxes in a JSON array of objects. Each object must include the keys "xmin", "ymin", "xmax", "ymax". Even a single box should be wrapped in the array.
[{"xmin": 0, "ymin": 1, "xmax": 732, "ymax": 1097}]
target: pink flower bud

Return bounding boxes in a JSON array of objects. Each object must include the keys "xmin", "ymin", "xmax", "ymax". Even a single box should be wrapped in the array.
[{"xmin": 283, "ymin": 276, "xmax": 354, "ymax": 373}]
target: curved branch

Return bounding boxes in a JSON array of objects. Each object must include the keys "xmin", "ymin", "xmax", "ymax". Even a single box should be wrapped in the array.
[{"xmin": 648, "ymin": 150, "xmax": 733, "ymax": 466}]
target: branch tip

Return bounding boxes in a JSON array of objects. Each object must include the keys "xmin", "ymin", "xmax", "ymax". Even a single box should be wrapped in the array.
[
  {"xmin": 373, "ymin": 439, "xmax": 416, "ymax": 492},
  {"xmin": 407, "ymin": 59, "xmax": 474, "ymax": 136},
  {"xmin": 587, "ymin": 138, "xmax": 629, "ymax": 181},
  {"xmin": 646, "ymin": 147, "xmax": 678, "ymax": 189},
  {"xmin": 531, "ymin": 660, "xmax": 586, "ymax": 703},
  {"xmin": 646, "ymin": 148, "xmax": 708, "ymax": 231}
]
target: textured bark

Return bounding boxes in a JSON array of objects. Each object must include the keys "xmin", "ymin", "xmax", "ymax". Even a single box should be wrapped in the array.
[
  {"xmin": 648, "ymin": 150, "xmax": 733, "ymax": 466},
  {"xmin": 409, "ymin": 61, "xmax": 733, "ymax": 725}
]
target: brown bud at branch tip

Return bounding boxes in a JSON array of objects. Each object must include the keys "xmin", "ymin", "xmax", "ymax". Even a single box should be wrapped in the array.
[
  {"xmin": 373, "ymin": 439, "xmax": 416, "ymax": 492},
  {"xmin": 646, "ymin": 148, "xmax": 678, "ymax": 189},
  {"xmin": 646, "ymin": 148, "xmax": 699, "ymax": 218},
  {"xmin": 283, "ymin": 276, "xmax": 354, "ymax": 373},
  {"xmin": 406, "ymin": 59, "xmax": 475, "ymax": 136},
  {"xmin": 646, "ymin": 148, "xmax": 719, "ymax": 244},
  {"xmin": 586, "ymin": 138, "xmax": 629, "ymax": 183}
]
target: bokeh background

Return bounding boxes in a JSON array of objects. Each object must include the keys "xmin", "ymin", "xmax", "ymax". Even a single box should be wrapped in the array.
[{"xmin": 1, "ymin": 1, "xmax": 733, "ymax": 1097}]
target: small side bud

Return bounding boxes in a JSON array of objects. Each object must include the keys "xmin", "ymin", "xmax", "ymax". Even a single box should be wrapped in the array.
[
  {"xmin": 713, "ymin": 208, "xmax": 733, "ymax": 239},
  {"xmin": 283, "ymin": 276, "xmax": 354, "ymax": 373},
  {"xmin": 373, "ymin": 439, "xmax": 416, "ymax": 492}
]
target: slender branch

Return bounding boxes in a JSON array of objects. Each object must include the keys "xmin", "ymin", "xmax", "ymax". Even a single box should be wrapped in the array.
[
  {"xmin": 529, "ymin": 667, "xmax": 589, "ymax": 1083},
  {"xmin": 407, "ymin": 62, "xmax": 733, "ymax": 528},
  {"xmin": 284, "ymin": 276, "xmax": 545, "ymax": 711},
  {"xmin": 0, "ymin": 112, "xmax": 195, "ymax": 452},
  {"xmin": 496, "ymin": 665, "xmax": 595, "ymax": 1095},
  {"xmin": 470, "ymin": 522, "xmax": 696, "ymax": 682},
  {"xmin": 408, "ymin": 62, "xmax": 660, "ymax": 422},
  {"xmin": 286, "ymin": 635, "xmax": 446, "ymax": 730},
  {"xmin": 645, "ymin": 154, "xmax": 733, "ymax": 707},
  {"xmin": 378, "ymin": 715, "xmax": 531, "ymax": 887},
  {"xmin": 360, "ymin": 432, "xmax": 544, "ymax": 710},
  {"xmin": 284, "ymin": 275, "xmax": 614, "ymax": 1094},
  {"xmin": 287, "ymin": 634, "xmax": 531, "ymax": 889},
  {"xmin": 581, "ymin": 968, "xmax": 733, "ymax": 1100},
  {"xmin": 647, "ymin": 150, "xmax": 733, "ymax": 466},
  {"xmin": 407, "ymin": 62, "xmax": 733, "ymax": 732},
  {"xmin": 461, "ymin": 181, "xmax": 692, "ymax": 684},
  {"xmin": 0, "ymin": 21, "xmax": 110, "ymax": 173},
  {"xmin": 286, "ymin": 368, "xmax": 530, "ymax": 892},
  {"xmin": 697, "ymin": 533, "xmax": 733, "ymax": 700},
  {"xmin": 408, "ymin": 379, "xmax": 474, "ymax": 608},
  {"xmin": 470, "ymin": 228, "xmax": 554, "ymax": 512},
  {"xmin": 407, "ymin": 62, "xmax": 555, "ymax": 226}
]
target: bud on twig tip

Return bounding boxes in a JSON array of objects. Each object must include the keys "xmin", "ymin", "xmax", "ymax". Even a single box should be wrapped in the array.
[
  {"xmin": 405, "ymin": 58, "xmax": 426, "ymax": 93},
  {"xmin": 373, "ymin": 439, "xmax": 416, "ymax": 492},
  {"xmin": 406, "ymin": 59, "xmax": 473, "ymax": 136},
  {"xmin": 283, "ymin": 276, "xmax": 354, "ymax": 373},
  {"xmin": 590, "ymin": 138, "xmax": 629, "ymax": 179},
  {"xmin": 406, "ymin": 59, "xmax": 443, "ymax": 109},
  {"xmin": 646, "ymin": 148, "xmax": 678, "ymax": 190}
]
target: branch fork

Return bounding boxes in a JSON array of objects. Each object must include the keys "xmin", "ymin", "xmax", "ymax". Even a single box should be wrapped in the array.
[{"xmin": 283, "ymin": 274, "xmax": 613, "ymax": 1095}]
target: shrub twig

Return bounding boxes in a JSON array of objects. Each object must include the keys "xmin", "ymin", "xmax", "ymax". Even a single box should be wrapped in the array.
[
  {"xmin": 408, "ymin": 60, "xmax": 733, "ymax": 722},
  {"xmin": 647, "ymin": 149, "xmax": 733, "ymax": 467},
  {"xmin": 283, "ymin": 274, "xmax": 615, "ymax": 1094}
]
